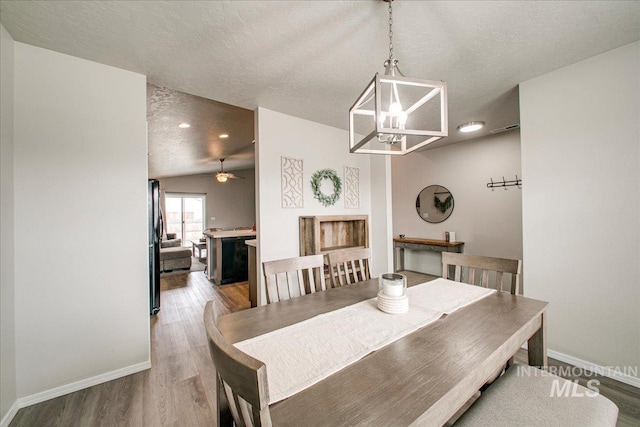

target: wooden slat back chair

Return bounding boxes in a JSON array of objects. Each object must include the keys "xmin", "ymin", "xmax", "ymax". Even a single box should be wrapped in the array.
[
  {"xmin": 327, "ymin": 247, "xmax": 371, "ymax": 287},
  {"xmin": 263, "ymin": 254, "xmax": 326, "ymax": 303},
  {"xmin": 441, "ymin": 252, "xmax": 522, "ymax": 295},
  {"xmin": 442, "ymin": 252, "xmax": 523, "ymax": 389},
  {"xmin": 204, "ymin": 300, "xmax": 272, "ymax": 427}
]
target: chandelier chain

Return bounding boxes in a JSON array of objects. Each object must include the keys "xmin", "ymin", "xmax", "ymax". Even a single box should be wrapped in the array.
[{"xmin": 388, "ymin": 0, "xmax": 394, "ymax": 60}]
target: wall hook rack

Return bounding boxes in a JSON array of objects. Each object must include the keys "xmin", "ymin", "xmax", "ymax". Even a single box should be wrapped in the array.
[{"xmin": 487, "ymin": 175, "xmax": 522, "ymax": 189}]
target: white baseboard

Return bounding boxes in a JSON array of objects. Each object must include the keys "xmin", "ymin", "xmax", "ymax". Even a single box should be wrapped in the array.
[
  {"xmin": 17, "ymin": 360, "xmax": 151, "ymax": 408},
  {"xmin": 521, "ymin": 344, "xmax": 640, "ymax": 389},
  {"xmin": 0, "ymin": 400, "xmax": 20, "ymax": 427},
  {"xmin": 547, "ymin": 349, "xmax": 640, "ymax": 389}
]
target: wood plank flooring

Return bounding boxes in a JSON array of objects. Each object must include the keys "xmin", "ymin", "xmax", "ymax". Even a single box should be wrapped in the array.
[
  {"xmin": 10, "ymin": 271, "xmax": 248, "ymax": 427},
  {"xmin": 9, "ymin": 272, "xmax": 640, "ymax": 426}
]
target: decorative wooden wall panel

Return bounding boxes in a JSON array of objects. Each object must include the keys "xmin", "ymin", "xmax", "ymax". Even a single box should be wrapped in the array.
[
  {"xmin": 281, "ymin": 156, "xmax": 304, "ymax": 208},
  {"xmin": 344, "ymin": 166, "xmax": 360, "ymax": 208}
]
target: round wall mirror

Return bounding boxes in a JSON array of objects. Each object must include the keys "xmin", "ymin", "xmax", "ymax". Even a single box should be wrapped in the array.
[{"xmin": 416, "ymin": 185, "xmax": 454, "ymax": 223}]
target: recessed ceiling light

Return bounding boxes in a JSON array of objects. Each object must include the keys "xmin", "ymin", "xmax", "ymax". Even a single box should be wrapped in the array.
[
  {"xmin": 457, "ymin": 121, "xmax": 485, "ymax": 133},
  {"xmin": 219, "ymin": 134, "xmax": 229, "ymax": 139},
  {"xmin": 178, "ymin": 123, "xmax": 190, "ymax": 128}
]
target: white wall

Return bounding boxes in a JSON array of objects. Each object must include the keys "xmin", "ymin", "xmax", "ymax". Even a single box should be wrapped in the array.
[
  {"xmin": 13, "ymin": 43, "xmax": 150, "ymax": 398},
  {"xmin": 520, "ymin": 41, "xmax": 639, "ymax": 382},
  {"xmin": 0, "ymin": 24, "xmax": 17, "ymax": 425},
  {"xmin": 159, "ymin": 168, "xmax": 256, "ymax": 232},
  {"xmin": 392, "ymin": 131, "xmax": 523, "ymax": 276},
  {"xmin": 256, "ymin": 108, "xmax": 390, "ymax": 304}
]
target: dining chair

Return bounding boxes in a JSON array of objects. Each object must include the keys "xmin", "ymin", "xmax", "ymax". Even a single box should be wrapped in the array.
[
  {"xmin": 455, "ymin": 364, "xmax": 618, "ymax": 426},
  {"xmin": 326, "ymin": 247, "xmax": 371, "ymax": 287},
  {"xmin": 442, "ymin": 252, "xmax": 522, "ymax": 388},
  {"xmin": 441, "ymin": 252, "xmax": 522, "ymax": 295},
  {"xmin": 204, "ymin": 300, "xmax": 272, "ymax": 427},
  {"xmin": 262, "ymin": 254, "xmax": 326, "ymax": 303}
]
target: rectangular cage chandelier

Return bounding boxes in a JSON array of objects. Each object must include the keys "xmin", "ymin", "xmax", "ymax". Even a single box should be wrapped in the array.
[{"xmin": 349, "ymin": 0, "xmax": 448, "ymax": 155}]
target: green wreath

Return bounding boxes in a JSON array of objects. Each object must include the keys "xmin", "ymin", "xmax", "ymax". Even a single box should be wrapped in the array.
[
  {"xmin": 434, "ymin": 195, "xmax": 453, "ymax": 214},
  {"xmin": 311, "ymin": 169, "xmax": 342, "ymax": 207}
]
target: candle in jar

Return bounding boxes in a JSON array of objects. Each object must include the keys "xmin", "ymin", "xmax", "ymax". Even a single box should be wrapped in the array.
[{"xmin": 382, "ymin": 278, "xmax": 404, "ymax": 297}]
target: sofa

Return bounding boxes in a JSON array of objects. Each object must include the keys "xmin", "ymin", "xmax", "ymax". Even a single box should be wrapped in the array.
[{"xmin": 160, "ymin": 235, "xmax": 192, "ymax": 272}]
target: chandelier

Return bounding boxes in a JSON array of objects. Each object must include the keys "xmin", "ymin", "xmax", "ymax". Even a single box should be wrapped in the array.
[{"xmin": 349, "ymin": 0, "xmax": 448, "ymax": 155}]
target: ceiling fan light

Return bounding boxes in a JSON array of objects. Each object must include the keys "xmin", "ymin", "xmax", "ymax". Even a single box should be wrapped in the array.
[
  {"xmin": 457, "ymin": 121, "xmax": 485, "ymax": 133},
  {"xmin": 216, "ymin": 174, "xmax": 228, "ymax": 183}
]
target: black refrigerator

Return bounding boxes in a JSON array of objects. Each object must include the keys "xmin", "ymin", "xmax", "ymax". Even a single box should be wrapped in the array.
[{"xmin": 148, "ymin": 179, "xmax": 163, "ymax": 315}]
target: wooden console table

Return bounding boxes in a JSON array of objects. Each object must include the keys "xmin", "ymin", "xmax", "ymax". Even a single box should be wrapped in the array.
[{"xmin": 393, "ymin": 237, "xmax": 464, "ymax": 272}]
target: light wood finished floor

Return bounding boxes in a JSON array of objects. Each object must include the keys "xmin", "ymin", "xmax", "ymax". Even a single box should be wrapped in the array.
[
  {"xmin": 10, "ymin": 271, "xmax": 249, "ymax": 427},
  {"xmin": 9, "ymin": 272, "xmax": 639, "ymax": 427}
]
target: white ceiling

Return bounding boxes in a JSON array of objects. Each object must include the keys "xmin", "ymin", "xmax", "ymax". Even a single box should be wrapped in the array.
[
  {"xmin": 2, "ymin": 1, "xmax": 639, "ymax": 177},
  {"xmin": 147, "ymin": 84, "xmax": 254, "ymax": 178}
]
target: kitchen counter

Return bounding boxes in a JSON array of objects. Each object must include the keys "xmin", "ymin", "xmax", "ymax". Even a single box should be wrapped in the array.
[
  {"xmin": 204, "ymin": 229, "xmax": 257, "ymax": 239},
  {"xmin": 204, "ymin": 230, "xmax": 257, "ymax": 285}
]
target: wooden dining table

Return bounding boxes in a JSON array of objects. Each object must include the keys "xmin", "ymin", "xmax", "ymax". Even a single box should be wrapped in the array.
[{"xmin": 216, "ymin": 272, "xmax": 549, "ymax": 426}]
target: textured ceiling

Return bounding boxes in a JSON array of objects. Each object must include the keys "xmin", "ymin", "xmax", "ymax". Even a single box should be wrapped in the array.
[
  {"xmin": 147, "ymin": 84, "xmax": 254, "ymax": 178},
  {"xmin": 2, "ymin": 1, "xmax": 639, "ymax": 176}
]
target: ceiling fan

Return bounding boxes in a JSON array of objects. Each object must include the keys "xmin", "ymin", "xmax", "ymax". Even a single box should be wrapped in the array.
[{"xmin": 216, "ymin": 158, "xmax": 243, "ymax": 183}]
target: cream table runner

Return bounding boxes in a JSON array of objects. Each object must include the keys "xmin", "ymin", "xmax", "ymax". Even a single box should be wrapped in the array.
[
  {"xmin": 406, "ymin": 277, "xmax": 498, "ymax": 314},
  {"xmin": 235, "ymin": 278, "xmax": 495, "ymax": 404}
]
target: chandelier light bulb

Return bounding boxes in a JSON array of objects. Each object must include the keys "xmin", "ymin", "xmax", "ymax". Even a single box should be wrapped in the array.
[
  {"xmin": 389, "ymin": 102, "xmax": 403, "ymax": 116},
  {"xmin": 398, "ymin": 111, "xmax": 408, "ymax": 126}
]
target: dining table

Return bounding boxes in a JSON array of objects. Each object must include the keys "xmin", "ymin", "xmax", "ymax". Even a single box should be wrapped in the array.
[{"xmin": 216, "ymin": 271, "xmax": 549, "ymax": 427}]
